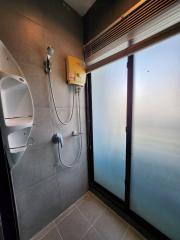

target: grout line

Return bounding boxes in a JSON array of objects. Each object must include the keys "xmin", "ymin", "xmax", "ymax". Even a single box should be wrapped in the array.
[
  {"xmin": 32, "ymin": 192, "xmax": 106, "ymax": 240},
  {"xmin": 16, "ymin": 171, "xmax": 58, "ymax": 196},
  {"xmin": 75, "ymin": 205, "xmax": 94, "ymax": 240},
  {"xmin": 78, "ymin": 207, "xmax": 105, "ymax": 240},
  {"xmin": 55, "ymin": 224, "xmax": 63, "ymax": 240},
  {"xmin": 80, "ymin": 226, "xmax": 93, "ymax": 240},
  {"xmin": 121, "ymin": 225, "xmax": 130, "ymax": 240},
  {"xmin": 75, "ymin": 205, "xmax": 89, "ymax": 222},
  {"xmin": 93, "ymin": 227, "xmax": 108, "ymax": 240}
]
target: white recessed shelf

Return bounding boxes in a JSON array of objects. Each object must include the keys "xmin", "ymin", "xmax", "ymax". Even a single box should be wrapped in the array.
[
  {"xmin": 0, "ymin": 72, "xmax": 33, "ymax": 168},
  {"xmin": 5, "ymin": 117, "xmax": 33, "ymax": 132},
  {"xmin": 9, "ymin": 146, "xmax": 27, "ymax": 154},
  {"xmin": 0, "ymin": 41, "xmax": 34, "ymax": 168}
]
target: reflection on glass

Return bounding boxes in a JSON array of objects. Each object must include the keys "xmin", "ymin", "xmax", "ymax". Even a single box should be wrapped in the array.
[
  {"xmin": 131, "ymin": 34, "xmax": 180, "ymax": 240},
  {"xmin": 91, "ymin": 58, "xmax": 127, "ymax": 199}
]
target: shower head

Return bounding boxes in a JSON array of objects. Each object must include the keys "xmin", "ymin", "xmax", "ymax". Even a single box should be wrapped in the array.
[
  {"xmin": 47, "ymin": 46, "xmax": 54, "ymax": 60},
  {"xmin": 44, "ymin": 46, "xmax": 54, "ymax": 73}
]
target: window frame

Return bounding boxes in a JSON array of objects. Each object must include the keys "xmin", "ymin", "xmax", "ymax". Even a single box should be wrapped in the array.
[{"xmin": 85, "ymin": 30, "xmax": 180, "ymax": 240}]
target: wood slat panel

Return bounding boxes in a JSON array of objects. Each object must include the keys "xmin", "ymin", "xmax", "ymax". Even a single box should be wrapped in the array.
[{"xmin": 84, "ymin": 0, "xmax": 177, "ymax": 59}]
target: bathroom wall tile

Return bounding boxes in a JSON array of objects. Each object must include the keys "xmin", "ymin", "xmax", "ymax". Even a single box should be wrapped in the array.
[
  {"xmin": 51, "ymin": 136, "xmax": 81, "ymax": 168},
  {"xmin": 51, "ymin": 107, "xmax": 78, "ymax": 130},
  {"xmin": 56, "ymin": 208, "xmax": 89, "ymax": 240},
  {"xmin": 54, "ymin": 203, "xmax": 76, "ymax": 224},
  {"xmin": 56, "ymin": 144, "xmax": 88, "ymax": 211},
  {"xmin": 42, "ymin": 0, "xmax": 82, "ymax": 42},
  {"xmin": 19, "ymin": 64, "xmax": 49, "ymax": 108},
  {"xmin": 0, "ymin": 10, "xmax": 45, "ymax": 67},
  {"xmin": 50, "ymin": 107, "xmax": 87, "ymax": 174},
  {"xmin": 0, "ymin": 0, "xmax": 87, "ymax": 239},
  {"xmin": 94, "ymin": 208, "xmax": 128, "ymax": 240},
  {"xmin": 33, "ymin": 107, "xmax": 51, "ymax": 124},
  {"xmin": 16, "ymin": 175, "xmax": 63, "ymax": 240},
  {"xmin": 29, "ymin": 108, "xmax": 53, "ymax": 148},
  {"xmin": 56, "ymin": 168, "xmax": 85, "ymax": 211},
  {"xmin": 46, "ymin": 65, "xmax": 86, "ymax": 109},
  {"xmin": 45, "ymin": 67, "xmax": 86, "ymax": 109},
  {"xmin": 50, "ymin": 109, "xmax": 86, "ymax": 169},
  {"xmin": 0, "ymin": 0, "xmax": 82, "ymax": 38},
  {"xmin": 47, "ymin": 67, "xmax": 74, "ymax": 109},
  {"xmin": 79, "ymin": 88, "xmax": 86, "ymax": 109},
  {"xmin": 44, "ymin": 34, "xmax": 68, "ymax": 71},
  {"xmin": 0, "ymin": 0, "xmax": 45, "ymax": 27},
  {"xmin": 19, "ymin": 0, "xmax": 46, "ymax": 27},
  {"xmin": 51, "ymin": 107, "xmax": 87, "ymax": 135},
  {"xmin": 44, "ymin": 29, "xmax": 83, "ymax": 71},
  {"xmin": 12, "ymin": 143, "xmax": 57, "ymax": 194}
]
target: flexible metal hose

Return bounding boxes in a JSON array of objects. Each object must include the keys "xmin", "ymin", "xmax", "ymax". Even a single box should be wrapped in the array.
[
  {"xmin": 57, "ymin": 91, "xmax": 82, "ymax": 168},
  {"xmin": 47, "ymin": 71, "xmax": 75, "ymax": 125},
  {"xmin": 47, "ymin": 70, "xmax": 82, "ymax": 168}
]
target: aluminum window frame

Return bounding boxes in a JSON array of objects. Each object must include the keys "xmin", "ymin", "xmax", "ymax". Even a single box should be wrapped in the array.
[{"xmin": 85, "ymin": 30, "xmax": 180, "ymax": 240}]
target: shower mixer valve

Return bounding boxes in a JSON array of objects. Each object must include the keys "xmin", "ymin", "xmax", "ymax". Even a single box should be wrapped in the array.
[
  {"xmin": 72, "ymin": 130, "xmax": 82, "ymax": 136},
  {"xmin": 52, "ymin": 133, "xmax": 63, "ymax": 148}
]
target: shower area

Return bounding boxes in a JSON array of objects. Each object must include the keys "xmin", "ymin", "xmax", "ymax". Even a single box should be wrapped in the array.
[
  {"xmin": 0, "ymin": 1, "xmax": 88, "ymax": 239},
  {"xmin": 0, "ymin": 0, "xmax": 180, "ymax": 240}
]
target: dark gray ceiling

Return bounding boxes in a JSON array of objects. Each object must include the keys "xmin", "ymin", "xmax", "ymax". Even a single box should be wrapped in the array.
[{"xmin": 64, "ymin": 0, "xmax": 96, "ymax": 16}]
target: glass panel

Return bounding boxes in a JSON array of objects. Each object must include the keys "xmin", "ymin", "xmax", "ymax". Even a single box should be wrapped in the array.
[
  {"xmin": 91, "ymin": 57, "xmax": 127, "ymax": 200},
  {"xmin": 131, "ymin": 34, "xmax": 180, "ymax": 240}
]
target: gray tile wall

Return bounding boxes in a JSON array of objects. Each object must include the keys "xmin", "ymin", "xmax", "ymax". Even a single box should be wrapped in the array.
[{"xmin": 0, "ymin": 1, "xmax": 88, "ymax": 239}]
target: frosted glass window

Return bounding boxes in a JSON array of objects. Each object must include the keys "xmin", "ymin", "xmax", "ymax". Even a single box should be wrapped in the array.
[
  {"xmin": 91, "ymin": 57, "xmax": 127, "ymax": 200},
  {"xmin": 131, "ymin": 34, "xmax": 180, "ymax": 240}
]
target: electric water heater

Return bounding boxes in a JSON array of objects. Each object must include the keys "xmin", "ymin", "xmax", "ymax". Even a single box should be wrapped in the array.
[{"xmin": 66, "ymin": 56, "xmax": 86, "ymax": 87}]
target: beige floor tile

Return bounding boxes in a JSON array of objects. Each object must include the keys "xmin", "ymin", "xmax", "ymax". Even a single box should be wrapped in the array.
[
  {"xmin": 41, "ymin": 228, "xmax": 62, "ymax": 240},
  {"xmin": 31, "ymin": 192, "xmax": 146, "ymax": 240},
  {"xmin": 76, "ymin": 191, "xmax": 106, "ymax": 224},
  {"xmin": 82, "ymin": 227, "xmax": 103, "ymax": 240},
  {"xmin": 94, "ymin": 208, "xmax": 128, "ymax": 240},
  {"xmin": 56, "ymin": 207, "xmax": 90, "ymax": 240}
]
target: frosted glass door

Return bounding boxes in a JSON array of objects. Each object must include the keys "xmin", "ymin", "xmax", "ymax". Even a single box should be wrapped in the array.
[
  {"xmin": 131, "ymin": 34, "xmax": 180, "ymax": 240},
  {"xmin": 91, "ymin": 57, "xmax": 127, "ymax": 200}
]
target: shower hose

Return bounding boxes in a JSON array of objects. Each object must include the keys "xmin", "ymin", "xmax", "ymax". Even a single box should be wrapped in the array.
[{"xmin": 47, "ymin": 71, "xmax": 82, "ymax": 168}]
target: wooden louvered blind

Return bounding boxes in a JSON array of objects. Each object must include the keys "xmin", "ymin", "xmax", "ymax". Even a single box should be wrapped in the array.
[{"xmin": 84, "ymin": 0, "xmax": 180, "ymax": 70}]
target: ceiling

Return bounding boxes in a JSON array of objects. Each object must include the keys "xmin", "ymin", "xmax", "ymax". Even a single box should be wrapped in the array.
[{"xmin": 64, "ymin": 0, "xmax": 96, "ymax": 16}]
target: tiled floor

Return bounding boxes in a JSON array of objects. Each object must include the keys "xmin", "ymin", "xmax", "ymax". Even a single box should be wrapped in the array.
[{"xmin": 31, "ymin": 192, "xmax": 146, "ymax": 240}]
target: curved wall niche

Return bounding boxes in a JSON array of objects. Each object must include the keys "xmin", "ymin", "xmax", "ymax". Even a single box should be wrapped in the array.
[{"xmin": 0, "ymin": 41, "xmax": 34, "ymax": 169}]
